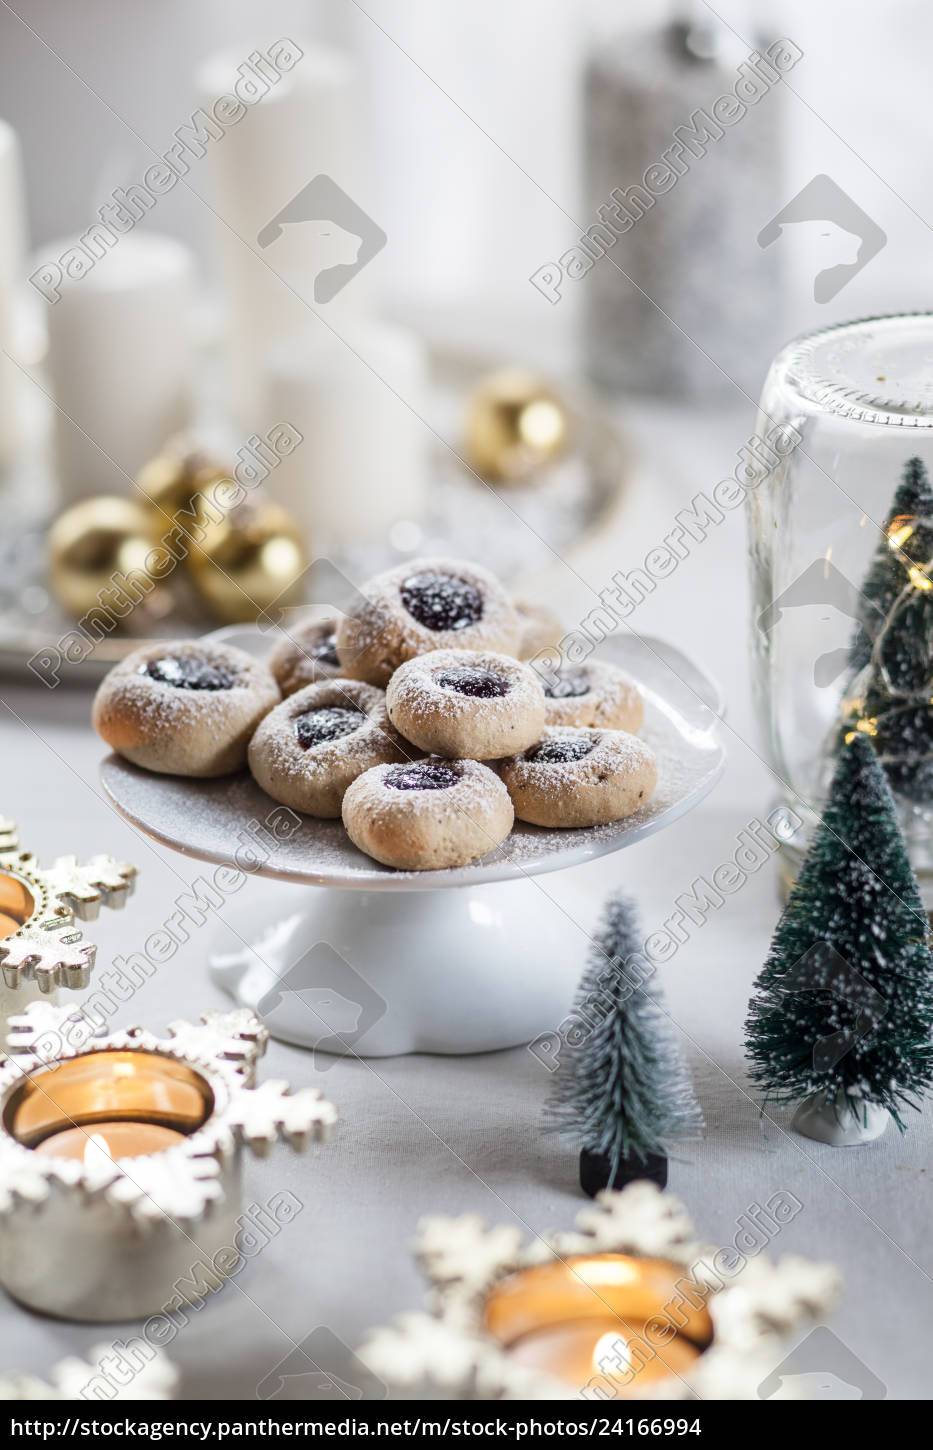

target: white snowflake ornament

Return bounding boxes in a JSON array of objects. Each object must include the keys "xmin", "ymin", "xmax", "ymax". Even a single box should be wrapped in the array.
[
  {"xmin": 415, "ymin": 1214, "xmax": 525, "ymax": 1295},
  {"xmin": 360, "ymin": 1183, "xmax": 841, "ymax": 1403},
  {"xmin": 222, "ymin": 1078, "xmax": 338, "ymax": 1155},
  {"xmin": 0, "ymin": 1346, "xmax": 177, "ymax": 1400}
]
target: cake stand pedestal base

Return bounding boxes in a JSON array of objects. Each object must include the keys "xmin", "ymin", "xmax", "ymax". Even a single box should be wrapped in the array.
[{"xmin": 210, "ymin": 877, "xmax": 582, "ymax": 1057}]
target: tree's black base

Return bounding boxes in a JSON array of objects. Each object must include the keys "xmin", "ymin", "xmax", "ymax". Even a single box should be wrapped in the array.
[{"xmin": 579, "ymin": 1147, "xmax": 668, "ymax": 1198}]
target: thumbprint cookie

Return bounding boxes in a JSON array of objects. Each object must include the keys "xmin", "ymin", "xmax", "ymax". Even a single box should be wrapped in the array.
[
  {"xmin": 342, "ymin": 757, "xmax": 514, "ymax": 871},
  {"xmin": 335, "ymin": 556, "xmax": 520, "ymax": 688},
  {"xmin": 386, "ymin": 649, "xmax": 546, "ymax": 760},
  {"xmin": 541, "ymin": 659, "xmax": 643, "ymax": 733},
  {"xmin": 248, "ymin": 679, "xmax": 409, "ymax": 818},
  {"xmin": 268, "ymin": 616, "xmax": 343, "ymax": 696},
  {"xmin": 92, "ymin": 639, "xmax": 280, "ymax": 778},
  {"xmin": 500, "ymin": 726, "xmax": 657, "ymax": 828}
]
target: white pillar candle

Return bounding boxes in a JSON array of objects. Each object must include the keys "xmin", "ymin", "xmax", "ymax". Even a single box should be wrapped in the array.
[
  {"xmin": 196, "ymin": 42, "xmax": 372, "ymax": 424},
  {"xmin": 346, "ymin": 0, "xmax": 581, "ymax": 357},
  {"xmin": 0, "ymin": 119, "xmax": 28, "ymax": 471},
  {"xmin": 40, "ymin": 231, "xmax": 194, "ymax": 502},
  {"xmin": 265, "ymin": 318, "xmax": 429, "ymax": 554}
]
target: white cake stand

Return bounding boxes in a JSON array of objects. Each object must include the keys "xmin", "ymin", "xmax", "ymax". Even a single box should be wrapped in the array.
[{"xmin": 100, "ymin": 635, "xmax": 725, "ymax": 1058}]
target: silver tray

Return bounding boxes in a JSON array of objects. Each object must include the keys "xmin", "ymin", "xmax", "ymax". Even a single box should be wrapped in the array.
[{"xmin": 0, "ymin": 347, "xmax": 628, "ymax": 683}]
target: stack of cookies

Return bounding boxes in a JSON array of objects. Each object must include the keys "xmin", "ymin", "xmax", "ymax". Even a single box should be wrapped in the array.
[{"xmin": 93, "ymin": 557, "xmax": 658, "ymax": 871}]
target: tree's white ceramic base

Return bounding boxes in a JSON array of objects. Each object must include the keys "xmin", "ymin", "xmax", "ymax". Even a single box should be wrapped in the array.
[
  {"xmin": 211, "ymin": 878, "xmax": 582, "ymax": 1057},
  {"xmin": 792, "ymin": 1089, "xmax": 890, "ymax": 1145}
]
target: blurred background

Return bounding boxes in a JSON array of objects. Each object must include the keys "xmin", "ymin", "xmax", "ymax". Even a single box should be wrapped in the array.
[
  {"xmin": 0, "ymin": 0, "xmax": 929, "ymax": 673},
  {"xmin": 4, "ymin": 0, "xmax": 930, "ymax": 347}
]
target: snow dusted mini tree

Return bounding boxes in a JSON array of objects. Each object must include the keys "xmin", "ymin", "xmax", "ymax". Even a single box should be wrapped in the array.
[
  {"xmin": 550, "ymin": 892, "xmax": 703, "ymax": 1195},
  {"xmin": 746, "ymin": 733, "xmax": 933, "ymax": 1144},
  {"xmin": 843, "ymin": 457, "xmax": 933, "ymax": 802},
  {"xmin": 849, "ymin": 457, "xmax": 933, "ymax": 673}
]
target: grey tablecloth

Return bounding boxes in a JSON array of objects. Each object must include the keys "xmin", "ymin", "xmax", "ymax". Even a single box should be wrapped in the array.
[{"xmin": 0, "ymin": 404, "xmax": 928, "ymax": 1402}]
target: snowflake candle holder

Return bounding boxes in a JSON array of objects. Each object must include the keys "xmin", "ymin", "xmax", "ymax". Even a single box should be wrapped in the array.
[
  {"xmin": 0, "ymin": 815, "xmax": 136, "ymax": 1040},
  {"xmin": 0, "ymin": 1002, "xmax": 336, "ymax": 1322},
  {"xmin": 360, "ymin": 1184, "xmax": 840, "ymax": 1401},
  {"xmin": 0, "ymin": 1347, "xmax": 177, "ymax": 1401}
]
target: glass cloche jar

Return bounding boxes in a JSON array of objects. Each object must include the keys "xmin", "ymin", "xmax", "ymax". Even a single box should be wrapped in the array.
[{"xmin": 748, "ymin": 314, "xmax": 933, "ymax": 904}]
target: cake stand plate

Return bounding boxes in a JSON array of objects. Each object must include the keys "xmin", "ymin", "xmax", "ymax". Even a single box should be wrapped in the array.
[{"xmin": 100, "ymin": 635, "xmax": 724, "ymax": 1056}]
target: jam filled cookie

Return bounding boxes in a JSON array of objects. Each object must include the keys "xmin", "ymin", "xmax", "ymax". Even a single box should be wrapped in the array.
[
  {"xmin": 541, "ymin": 659, "xmax": 643, "ymax": 733},
  {"xmin": 268, "ymin": 616, "xmax": 343, "ymax": 696},
  {"xmin": 500, "ymin": 726, "xmax": 657, "ymax": 828},
  {"xmin": 342, "ymin": 757, "xmax": 514, "ymax": 871},
  {"xmin": 336, "ymin": 556, "xmax": 521, "ymax": 688},
  {"xmin": 514, "ymin": 599, "xmax": 564, "ymax": 661},
  {"xmin": 248, "ymin": 679, "xmax": 409, "ymax": 818},
  {"xmin": 93, "ymin": 639, "xmax": 280, "ymax": 778},
  {"xmin": 386, "ymin": 649, "xmax": 546, "ymax": 760}
]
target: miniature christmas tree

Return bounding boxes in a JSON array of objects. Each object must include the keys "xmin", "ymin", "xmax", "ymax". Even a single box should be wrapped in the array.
[
  {"xmin": 842, "ymin": 457, "xmax": 933, "ymax": 802},
  {"xmin": 746, "ymin": 733, "xmax": 933, "ymax": 1143},
  {"xmin": 550, "ymin": 892, "xmax": 703, "ymax": 1196},
  {"xmin": 849, "ymin": 457, "xmax": 933, "ymax": 673}
]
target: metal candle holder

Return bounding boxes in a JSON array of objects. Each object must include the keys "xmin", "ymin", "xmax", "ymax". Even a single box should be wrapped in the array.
[
  {"xmin": 0, "ymin": 814, "xmax": 136, "ymax": 1039},
  {"xmin": 0, "ymin": 1002, "xmax": 336, "ymax": 1322},
  {"xmin": 360, "ymin": 1184, "xmax": 840, "ymax": 1401}
]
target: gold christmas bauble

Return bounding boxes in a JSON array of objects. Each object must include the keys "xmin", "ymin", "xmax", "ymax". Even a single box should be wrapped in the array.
[
  {"xmin": 187, "ymin": 496, "xmax": 307, "ymax": 624},
  {"xmin": 465, "ymin": 368, "xmax": 570, "ymax": 483},
  {"xmin": 47, "ymin": 496, "xmax": 170, "ymax": 627},
  {"xmin": 135, "ymin": 436, "xmax": 230, "ymax": 522}
]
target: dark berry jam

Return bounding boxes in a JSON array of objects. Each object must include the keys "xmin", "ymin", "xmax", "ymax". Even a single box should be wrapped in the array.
[
  {"xmin": 528, "ymin": 736, "xmax": 596, "ymax": 764},
  {"xmin": 384, "ymin": 761, "xmax": 461, "ymax": 791},
  {"xmin": 400, "ymin": 571, "xmax": 483, "ymax": 632},
  {"xmin": 312, "ymin": 631, "xmax": 340, "ymax": 668},
  {"xmin": 434, "ymin": 667, "xmax": 510, "ymax": 699},
  {"xmin": 143, "ymin": 656, "xmax": 234, "ymax": 691},
  {"xmin": 544, "ymin": 670, "xmax": 590, "ymax": 699},
  {"xmin": 294, "ymin": 706, "xmax": 364, "ymax": 749}
]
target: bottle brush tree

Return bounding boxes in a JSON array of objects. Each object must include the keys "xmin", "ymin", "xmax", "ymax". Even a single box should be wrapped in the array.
[
  {"xmin": 746, "ymin": 733, "xmax": 933, "ymax": 1143},
  {"xmin": 849, "ymin": 456, "xmax": 933, "ymax": 672},
  {"xmin": 550, "ymin": 891, "xmax": 703, "ymax": 1196},
  {"xmin": 844, "ymin": 456, "xmax": 933, "ymax": 802}
]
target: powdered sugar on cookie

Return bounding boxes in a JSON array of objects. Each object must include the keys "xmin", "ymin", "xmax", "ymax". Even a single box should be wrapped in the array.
[{"xmin": 387, "ymin": 648, "xmax": 546, "ymax": 759}]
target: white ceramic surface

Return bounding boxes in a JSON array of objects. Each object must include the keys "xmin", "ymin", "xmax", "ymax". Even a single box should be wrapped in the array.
[
  {"xmin": 792, "ymin": 1089, "xmax": 891, "ymax": 1146},
  {"xmin": 210, "ymin": 875, "xmax": 589, "ymax": 1056}
]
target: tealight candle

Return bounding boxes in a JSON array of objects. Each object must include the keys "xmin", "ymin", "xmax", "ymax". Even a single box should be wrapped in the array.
[
  {"xmin": 483, "ymin": 1254, "xmax": 712, "ymax": 1396},
  {"xmin": 33, "ymin": 1121, "xmax": 186, "ymax": 1162},
  {"xmin": 0, "ymin": 870, "xmax": 34, "ymax": 942},
  {"xmin": 504, "ymin": 1317, "xmax": 701, "ymax": 1389},
  {"xmin": 8, "ymin": 1049, "xmax": 213, "ymax": 1151}
]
